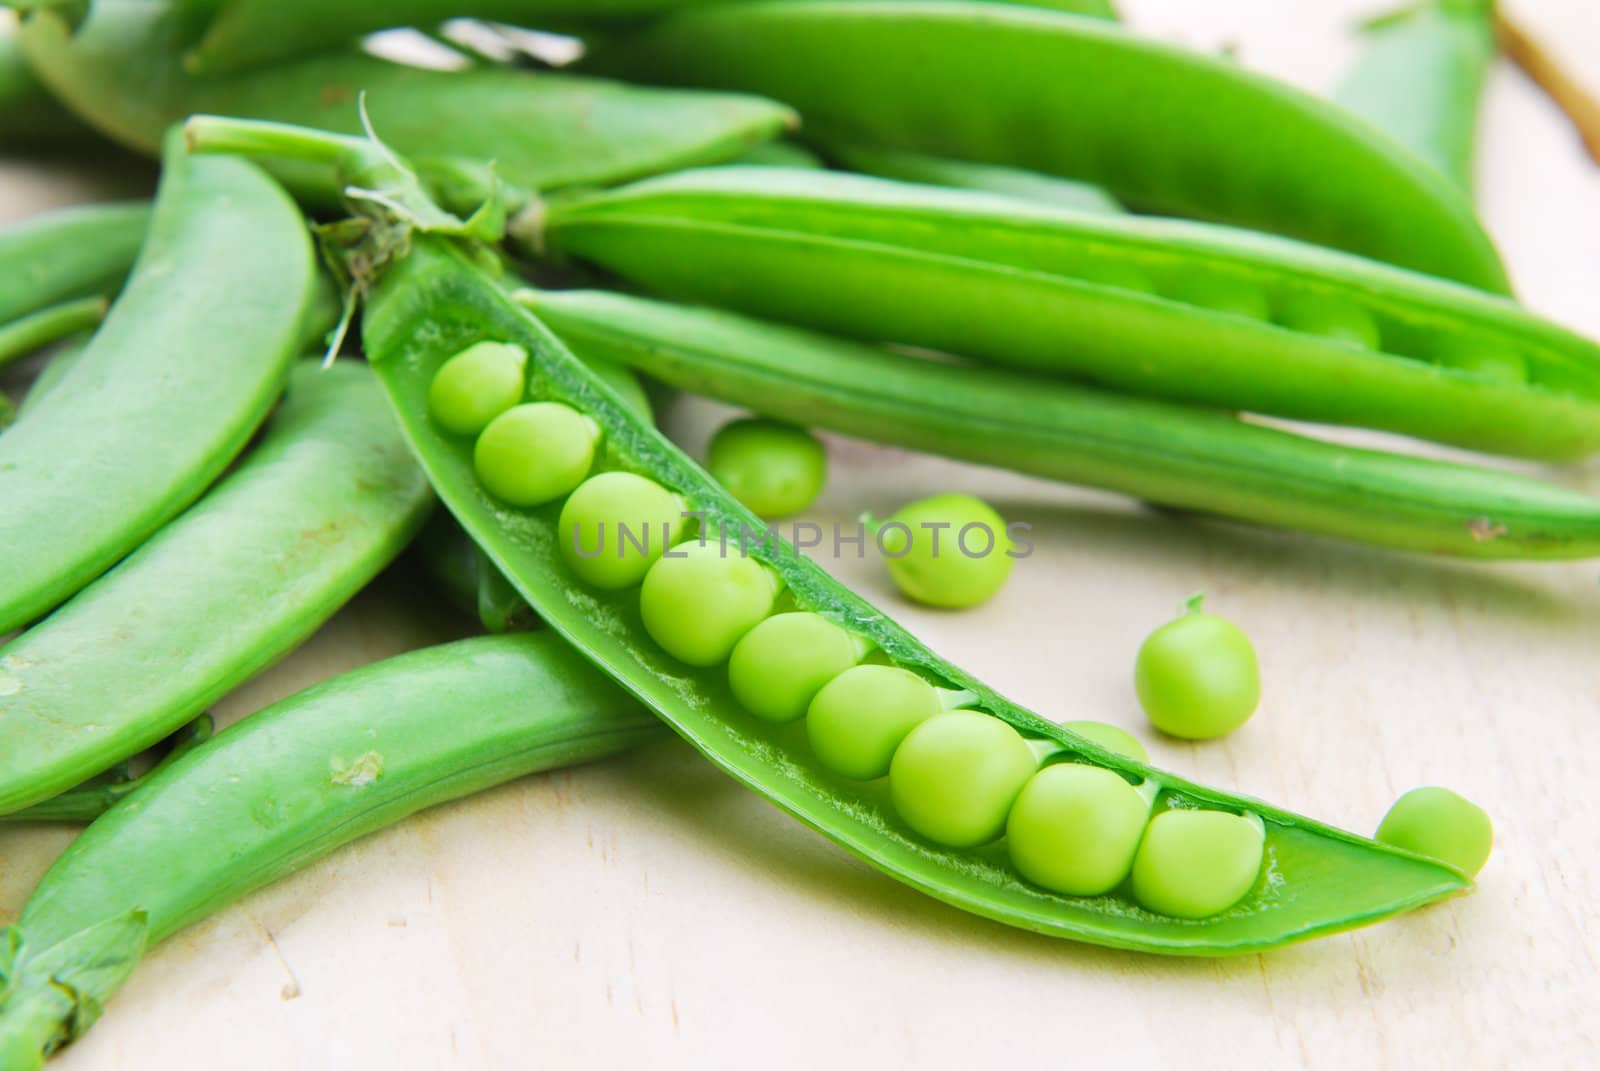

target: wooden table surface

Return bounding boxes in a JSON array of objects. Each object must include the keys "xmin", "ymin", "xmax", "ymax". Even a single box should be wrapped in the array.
[{"xmin": 3, "ymin": 2, "xmax": 1598, "ymax": 1067}]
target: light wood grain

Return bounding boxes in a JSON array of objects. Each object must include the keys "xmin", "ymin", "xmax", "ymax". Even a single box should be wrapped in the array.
[{"xmin": 3, "ymin": 2, "xmax": 1599, "ymax": 1067}]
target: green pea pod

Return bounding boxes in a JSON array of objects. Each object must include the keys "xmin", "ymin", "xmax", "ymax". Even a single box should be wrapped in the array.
[
  {"xmin": 0, "ymin": 295, "xmax": 105, "ymax": 372},
  {"xmin": 17, "ymin": 0, "xmax": 793, "ymax": 213},
  {"xmin": 587, "ymin": 0, "xmax": 1508, "ymax": 291},
  {"xmin": 190, "ymin": 113, "xmax": 1471, "ymax": 955},
  {"xmin": 1336, "ymin": 0, "xmax": 1496, "ymax": 193},
  {"xmin": 183, "ymin": 0, "xmax": 1118, "ymax": 76},
  {"xmin": 0, "ymin": 633, "xmax": 659, "ymax": 1066},
  {"xmin": 541, "ymin": 167, "xmax": 1600, "ymax": 459},
  {"xmin": 825, "ymin": 144, "xmax": 1124, "ymax": 214},
  {"xmin": 523, "ymin": 287, "xmax": 1600, "ymax": 560},
  {"xmin": 0, "ymin": 133, "xmax": 313, "ymax": 634},
  {"xmin": 0, "ymin": 359, "xmax": 433, "ymax": 815},
  {"xmin": 0, "ymin": 200, "xmax": 148, "ymax": 326},
  {"xmin": 0, "ymin": 717, "xmax": 213, "ymax": 824},
  {"xmin": 0, "ymin": 28, "xmax": 91, "ymax": 146}
]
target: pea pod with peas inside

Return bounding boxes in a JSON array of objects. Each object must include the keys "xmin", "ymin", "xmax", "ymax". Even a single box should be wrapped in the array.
[
  {"xmin": 541, "ymin": 166, "xmax": 1600, "ymax": 460},
  {"xmin": 0, "ymin": 131, "xmax": 315, "ymax": 635},
  {"xmin": 190, "ymin": 115, "xmax": 1474, "ymax": 953},
  {"xmin": 517, "ymin": 287, "xmax": 1600, "ymax": 560},
  {"xmin": 0, "ymin": 632, "xmax": 661, "ymax": 1067},
  {"xmin": 587, "ymin": 0, "xmax": 1508, "ymax": 290},
  {"xmin": 0, "ymin": 200, "xmax": 148, "ymax": 329},
  {"xmin": 0, "ymin": 359, "xmax": 433, "ymax": 816}
]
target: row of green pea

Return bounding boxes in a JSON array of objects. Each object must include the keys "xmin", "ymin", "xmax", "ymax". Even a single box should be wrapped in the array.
[{"xmin": 429, "ymin": 338, "xmax": 1286, "ymax": 918}]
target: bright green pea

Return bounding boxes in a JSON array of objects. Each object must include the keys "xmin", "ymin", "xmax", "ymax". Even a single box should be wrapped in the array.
[
  {"xmin": 729, "ymin": 612, "xmax": 866, "ymax": 723},
  {"xmin": 639, "ymin": 540, "xmax": 780, "ymax": 666},
  {"xmin": 1130, "ymin": 809, "xmax": 1265, "ymax": 919},
  {"xmin": 1063, "ymin": 720, "xmax": 1149, "ymax": 763},
  {"xmin": 879, "ymin": 493, "xmax": 1014, "ymax": 609},
  {"xmin": 1276, "ymin": 293, "xmax": 1381, "ymax": 349},
  {"xmin": 806, "ymin": 664, "xmax": 942, "ymax": 779},
  {"xmin": 888, "ymin": 711, "xmax": 1038, "ymax": 847},
  {"xmin": 706, "ymin": 417, "xmax": 827, "ymax": 519},
  {"xmin": 1164, "ymin": 274, "xmax": 1270, "ymax": 320},
  {"xmin": 1006, "ymin": 763, "xmax": 1150, "ymax": 896},
  {"xmin": 428, "ymin": 341, "xmax": 528, "ymax": 436},
  {"xmin": 473, "ymin": 402, "xmax": 598, "ymax": 507},
  {"xmin": 558, "ymin": 471, "xmax": 687, "ymax": 590},
  {"xmin": 1134, "ymin": 596, "xmax": 1259, "ymax": 740},
  {"xmin": 1375, "ymin": 786, "xmax": 1493, "ymax": 877}
]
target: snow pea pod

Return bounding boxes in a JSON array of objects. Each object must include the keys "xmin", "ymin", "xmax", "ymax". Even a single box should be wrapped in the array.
[
  {"xmin": 826, "ymin": 144, "xmax": 1123, "ymax": 214},
  {"xmin": 541, "ymin": 167, "xmax": 1600, "ymax": 459},
  {"xmin": 0, "ymin": 633, "xmax": 659, "ymax": 1067},
  {"xmin": 0, "ymin": 359, "xmax": 433, "ymax": 815},
  {"xmin": 522, "ymin": 287, "xmax": 1600, "ymax": 560},
  {"xmin": 1335, "ymin": 0, "xmax": 1496, "ymax": 193},
  {"xmin": 16, "ymin": 0, "xmax": 793, "ymax": 213},
  {"xmin": 0, "ymin": 296, "xmax": 104, "ymax": 372},
  {"xmin": 0, "ymin": 718, "xmax": 213, "ymax": 824},
  {"xmin": 183, "ymin": 0, "xmax": 1117, "ymax": 76},
  {"xmin": 0, "ymin": 131, "xmax": 314, "ymax": 634},
  {"xmin": 0, "ymin": 200, "xmax": 148, "ymax": 327},
  {"xmin": 588, "ymin": 0, "xmax": 1508, "ymax": 291}
]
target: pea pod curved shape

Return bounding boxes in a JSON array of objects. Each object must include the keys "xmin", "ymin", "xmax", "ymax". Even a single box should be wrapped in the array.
[
  {"xmin": 588, "ymin": 0, "xmax": 1509, "ymax": 291},
  {"xmin": 363, "ymin": 237, "xmax": 1469, "ymax": 956},
  {"xmin": 542, "ymin": 167, "xmax": 1600, "ymax": 459},
  {"xmin": 16, "ymin": 0, "xmax": 794, "ymax": 211},
  {"xmin": 0, "ymin": 133, "xmax": 313, "ymax": 633},
  {"xmin": 0, "ymin": 633, "xmax": 660, "ymax": 1067},
  {"xmin": 525, "ymin": 287, "xmax": 1600, "ymax": 560},
  {"xmin": 1336, "ymin": 0, "xmax": 1496, "ymax": 193},
  {"xmin": 0, "ymin": 360, "xmax": 434, "ymax": 816},
  {"xmin": 0, "ymin": 200, "xmax": 148, "ymax": 326}
]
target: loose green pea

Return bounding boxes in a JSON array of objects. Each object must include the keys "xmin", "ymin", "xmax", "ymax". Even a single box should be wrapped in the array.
[
  {"xmin": 706, "ymin": 417, "xmax": 828, "ymax": 519},
  {"xmin": 1064, "ymin": 720, "xmax": 1149, "ymax": 763},
  {"xmin": 473, "ymin": 402, "xmax": 599, "ymax": 507},
  {"xmin": 1135, "ymin": 596, "xmax": 1260, "ymax": 740},
  {"xmin": 1164, "ymin": 274, "xmax": 1270, "ymax": 320},
  {"xmin": 1006, "ymin": 763, "xmax": 1150, "ymax": 896},
  {"xmin": 806, "ymin": 664, "xmax": 942, "ymax": 780},
  {"xmin": 558, "ymin": 472, "xmax": 687, "ymax": 590},
  {"xmin": 1130, "ymin": 809, "xmax": 1265, "ymax": 919},
  {"xmin": 729, "ymin": 612, "xmax": 865, "ymax": 723},
  {"xmin": 879, "ymin": 493, "xmax": 1015, "ymax": 609},
  {"xmin": 889, "ymin": 712, "xmax": 1038, "ymax": 847},
  {"xmin": 1277, "ymin": 293, "xmax": 1381, "ymax": 349},
  {"xmin": 428, "ymin": 341, "xmax": 528, "ymax": 436},
  {"xmin": 639, "ymin": 540, "xmax": 780, "ymax": 666},
  {"xmin": 1375, "ymin": 786, "xmax": 1492, "ymax": 877}
]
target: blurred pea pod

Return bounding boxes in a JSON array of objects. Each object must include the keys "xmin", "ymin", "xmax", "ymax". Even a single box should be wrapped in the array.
[
  {"xmin": 15, "ymin": 0, "xmax": 794, "ymax": 214},
  {"xmin": 1336, "ymin": 0, "xmax": 1497, "ymax": 193}
]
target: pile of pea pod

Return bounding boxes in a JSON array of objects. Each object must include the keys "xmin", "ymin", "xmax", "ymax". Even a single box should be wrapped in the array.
[{"xmin": 0, "ymin": 0, "xmax": 1589, "ymax": 1061}]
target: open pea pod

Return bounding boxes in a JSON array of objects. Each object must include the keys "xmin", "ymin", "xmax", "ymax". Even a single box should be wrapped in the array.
[
  {"xmin": 524, "ymin": 287, "xmax": 1600, "ymax": 560},
  {"xmin": 187, "ymin": 115, "xmax": 1470, "ymax": 954},
  {"xmin": 587, "ymin": 0, "xmax": 1509, "ymax": 291},
  {"xmin": 16, "ymin": 0, "xmax": 793, "ymax": 211},
  {"xmin": 541, "ymin": 166, "xmax": 1600, "ymax": 459},
  {"xmin": 360, "ymin": 239, "xmax": 1468, "ymax": 954}
]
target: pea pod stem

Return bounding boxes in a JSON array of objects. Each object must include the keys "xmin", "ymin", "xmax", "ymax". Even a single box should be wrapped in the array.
[
  {"xmin": 0, "ymin": 633, "xmax": 660, "ymax": 1065},
  {"xmin": 521, "ymin": 286, "xmax": 1600, "ymax": 560},
  {"xmin": 0, "ymin": 295, "xmax": 106, "ymax": 372},
  {"xmin": 0, "ymin": 360, "xmax": 434, "ymax": 815}
]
